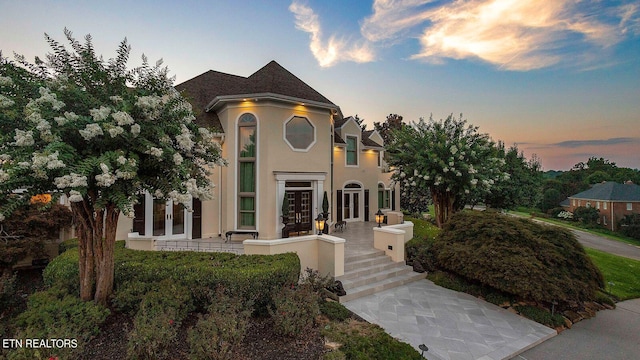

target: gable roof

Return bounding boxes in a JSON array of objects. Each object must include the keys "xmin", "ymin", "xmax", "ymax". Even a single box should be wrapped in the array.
[
  {"xmin": 362, "ymin": 130, "xmax": 383, "ymax": 149},
  {"xmin": 569, "ymin": 181, "xmax": 640, "ymax": 201},
  {"xmin": 175, "ymin": 61, "xmax": 336, "ymax": 132}
]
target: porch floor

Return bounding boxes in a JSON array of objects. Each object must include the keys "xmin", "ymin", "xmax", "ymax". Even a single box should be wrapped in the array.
[{"xmin": 332, "ymin": 220, "xmax": 380, "ymax": 255}]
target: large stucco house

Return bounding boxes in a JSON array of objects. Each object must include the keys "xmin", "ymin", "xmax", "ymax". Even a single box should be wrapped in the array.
[{"xmin": 114, "ymin": 61, "xmax": 399, "ymax": 243}]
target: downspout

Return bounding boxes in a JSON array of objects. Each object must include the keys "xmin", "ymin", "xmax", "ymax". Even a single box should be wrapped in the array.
[{"xmin": 611, "ymin": 201, "xmax": 615, "ymax": 231}]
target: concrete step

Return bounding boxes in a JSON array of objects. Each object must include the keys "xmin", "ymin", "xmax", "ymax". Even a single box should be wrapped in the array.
[
  {"xmin": 340, "ymin": 263, "xmax": 413, "ymax": 289},
  {"xmin": 338, "ymin": 271, "xmax": 426, "ymax": 303},
  {"xmin": 344, "ymin": 249, "xmax": 386, "ymax": 263},
  {"xmin": 339, "ymin": 260, "xmax": 410, "ymax": 281},
  {"xmin": 344, "ymin": 253, "xmax": 392, "ymax": 272}
]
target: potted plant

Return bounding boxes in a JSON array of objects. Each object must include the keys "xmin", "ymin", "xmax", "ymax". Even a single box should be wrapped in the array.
[
  {"xmin": 281, "ymin": 196, "xmax": 290, "ymax": 238},
  {"xmin": 322, "ymin": 191, "xmax": 329, "ymax": 234}
]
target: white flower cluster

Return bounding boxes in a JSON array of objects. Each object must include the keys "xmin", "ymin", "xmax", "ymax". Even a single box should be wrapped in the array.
[
  {"xmin": 109, "ymin": 96, "xmax": 123, "ymax": 103},
  {"xmin": 0, "ymin": 95, "xmax": 14, "ymax": 108},
  {"xmin": 0, "ymin": 213, "xmax": 4, "ymax": 222},
  {"xmin": 95, "ymin": 163, "xmax": 117, "ymax": 187},
  {"xmin": 147, "ymin": 147, "xmax": 163, "ymax": 158},
  {"xmin": 79, "ymin": 123, "xmax": 104, "ymax": 141},
  {"xmin": 30, "ymin": 151, "xmax": 64, "ymax": 178},
  {"xmin": 112, "ymin": 111, "xmax": 134, "ymax": 126},
  {"xmin": 90, "ymin": 106, "xmax": 111, "ymax": 121},
  {"xmin": 31, "ymin": 87, "xmax": 65, "ymax": 111},
  {"xmin": 136, "ymin": 95, "xmax": 162, "ymax": 119},
  {"xmin": 131, "ymin": 124, "xmax": 141, "ymax": 137},
  {"xmin": 184, "ymin": 178, "xmax": 214, "ymax": 201},
  {"xmin": 173, "ymin": 153, "xmax": 183, "ymax": 165},
  {"xmin": 68, "ymin": 190, "xmax": 83, "ymax": 202},
  {"xmin": 0, "ymin": 76, "xmax": 13, "ymax": 86},
  {"xmin": 557, "ymin": 211, "xmax": 574, "ymax": 220},
  {"xmin": 54, "ymin": 173, "xmax": 88, "ymax": 189},
  {"xmin": 54, "ymin": 112, "xmax": 80, "ymax": 126},
  {"xmin": 0, "ymin": 169, "xmax": 9, "ymax": 183},
  {"xmin": 13, "ymin": 129, "xmax": 35, "ymax": 146},
  {"xmin": 117, "ymin": 156, "xmax": 127, "ymax": 165},
  {"xmin": 115, "ymin": 169, "xmax": 135, "ymax": 179},
  {"xmin": 176, "ymin": 124, "xmax": 194, "ymax": 151},
  {"xmin": 36, "ymin": 119, "xmax": 56, "ymax": 142},
  {"xmin": 108, "ymin": 126, "xmax": 125, "ymax": 138},
  {"xmin": 168, "ymin": 190, "xmax": 191, "ymax": 206}
]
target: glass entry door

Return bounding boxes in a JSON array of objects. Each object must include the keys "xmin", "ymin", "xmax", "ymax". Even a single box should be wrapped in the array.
[
  {"xmin": 152, "ymin": 199, "xmax": 186, "ymax": 238},
  {"xmin": 343, "ymin": 190, "xmax": 361, "ymax": 221},
  {"xmin": 285, "ymin": 190, "xmax": 312, "ymax": 234}
]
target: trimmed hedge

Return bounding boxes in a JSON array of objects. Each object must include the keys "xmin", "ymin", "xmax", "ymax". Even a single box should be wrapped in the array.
[
  {"xmin": 44, "ymin": 241, "xmax": 300, "ymax": 311},
  {"xmin": 432, "ymin": 210, "xmax": 604, "ymax": 305}
]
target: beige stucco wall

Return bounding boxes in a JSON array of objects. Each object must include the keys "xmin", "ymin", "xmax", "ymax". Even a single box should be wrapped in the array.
[{"xmin": 217, "ymin": 101, "xmax": 333, "ymax": 239}]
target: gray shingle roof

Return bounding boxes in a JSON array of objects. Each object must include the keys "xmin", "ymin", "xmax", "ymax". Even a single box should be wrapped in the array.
[
  {"xmin": 362, "ymin": 130, "xmax": 383, "ymax": 148},
  {"xmin": 175, "ymin": 61, "xmax": 335, "ymax": 132},
  {"xmin": 570, "ymin": 182, "xmax": 640, "ymax": 201}
]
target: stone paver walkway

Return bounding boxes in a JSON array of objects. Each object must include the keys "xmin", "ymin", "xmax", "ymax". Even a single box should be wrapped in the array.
[{"xmin": 344, "ymin": 280, "xmax": 557, "ymax": 360}]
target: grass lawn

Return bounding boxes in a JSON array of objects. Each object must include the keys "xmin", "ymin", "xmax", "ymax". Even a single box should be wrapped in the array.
[
  {"xmin": 586, "ymin": 248, "xmax": 640, "ymax": 300},
  {"xmin": 404, "ymin": 215, "xmax": 440, "ymax": 240}
]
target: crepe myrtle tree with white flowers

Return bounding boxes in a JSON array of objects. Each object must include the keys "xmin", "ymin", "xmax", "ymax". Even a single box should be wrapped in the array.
[
  {"xmin": 0, "ymin": 30, "xmax": 226, "ymax": 305},
  {"xmin": 386, "ymin": 114, "xmax": 507, "ymax": 228}
]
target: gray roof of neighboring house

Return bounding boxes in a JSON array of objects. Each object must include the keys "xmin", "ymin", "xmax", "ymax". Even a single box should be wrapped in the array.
[
  {"xmin": 175, "ymin": 61, "xmax": 336, "ymax": 132},
  {"xmin": 560, "ymin": 198, "xmax": 570, "ymax": 207},
  {"xmin": 569, "ymin": 181, "xmax": 640, "ymax": 201},
  {"xmin": 362, "ymin": 130, "xmax": 383, "ymax": 148}
]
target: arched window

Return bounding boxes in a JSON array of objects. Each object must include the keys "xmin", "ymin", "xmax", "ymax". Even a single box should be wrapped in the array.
[
  {"xmin": 378, "ymin": 182, "xmax": 390, "ymax": 209},
  {"xmin": 238, "ymin": 113, "xmax": 256, "ymax": 229}
]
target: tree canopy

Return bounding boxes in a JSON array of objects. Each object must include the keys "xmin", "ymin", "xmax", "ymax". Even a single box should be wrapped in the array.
[
  {"xmin": 386, "ymin": 114, "xmax": 507, "ymax": 227},
  {"xmin": 0, "ymin": 30, "xmax": 225, "ymax": 304}
]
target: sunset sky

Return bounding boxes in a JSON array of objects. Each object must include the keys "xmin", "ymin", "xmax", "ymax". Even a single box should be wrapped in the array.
[{"xmin": 1, "ymin": 0, "xmax": 639, "ymax": 170}]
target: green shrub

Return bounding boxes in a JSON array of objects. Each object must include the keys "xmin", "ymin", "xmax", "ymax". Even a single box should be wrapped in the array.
[
  {"xmin": 42, "ymin": 247, "xmax": 79, "ymax": 295},
  {"xmin": 44, "ymin": 242, "xmax": 300, "ymax": 312},
  {"xmin": 58, "ymin": 237, "xmax": 79, "ymax": 253},
  {"xmin": 187, "ymin": 288, "xmax": 252, "ymax": 360},
  {"xmin": 127, "ymin": 304, "xmax": 179, "ymax": 360},
  {"xmin": 515, "ymin": 305, "xmax": 565, "ymax": 328},
  {"xmin": 323, "ymin": 320, "xmax": 422, "ymax": 360},
  {"xmin": 10, "ymin": 287, "xmax": 109, "ymax": 360},
  {"xmin": 619, "ymin": 213, "xmax": 640, "ymax": 240},
  {"xmin": 432, "ymin": 210, "xmax": 604, "ymax": 305},
  {"xmin": 405, "ymin": 236, "xmax": 437, "ymax": 272},
  {"xmin": 269, "ymin": 285, "xmax": 320, "ymax": 337},
  {"xmin": 110, "ymin": 280, "xmax": 152, "ymax": 315},
  {"xmin": 573, "ymin": 206, "xmax": 599, "ymax": 225},
  {"xmin": 323, "ymin": 350, "xmax": 347, "ymax": 360},
  {"xmin": 594, "ymin": 291, "xmax": 616, "ymax": 307},
  {"xmin": 0, "ymin": 272, "xmax": 17, "ymax": 311},
  {"xmin": 320, "ymin": 300, "xmax": 351, "ymax": 322}
]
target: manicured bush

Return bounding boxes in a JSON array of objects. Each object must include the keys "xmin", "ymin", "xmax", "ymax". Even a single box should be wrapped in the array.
[
  {"xmin": 269, "ymin": 284, "xmax": 320, "ymax": 337},
  {"xmin": 10, "ymin": 286, "xmax": 109, "ymax": 360},
  {"xmin": 619, "ymin": 213, "xmax": 640, "ymax": 240},
  {"xmin": 320, "ymin": 300, "xmax": 351, "ymax": 322},
  {"xmin": 573, "ymin": 206, "xmax": 599, "ymax": 225},
  {"xmin": 405, "ymin": 236, "xmax": 437, "ymax": 272},
  {"xmin": 432, "ymin": 210, "xmax": 604, "ymax": 305},
  {"xmin": 127, "ymin": 304, "xmax": 179, "ymax": 360},
  {"xmin": 187, "ymin": 288, "xmax": 252, "ymax": 360},
  {"xmin": 0, "ymin": 272, "xmax": 17, "ymax": 311},
  {"xmin": 58, "ymin": 237, "xmax": 79, "ymax": 254},
  {"xmin": 322, "ymin": 320, "xmax": 423, "ymax": 360},
  {"xmin": 45, "ymin": 242, "xmax": 300, "ymax": 312}
]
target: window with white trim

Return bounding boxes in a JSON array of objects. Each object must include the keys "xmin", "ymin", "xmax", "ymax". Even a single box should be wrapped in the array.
[
  {"xmin": 597, "ymin": 201, "xmax": 600, "ymax": 209},
  {"xmin": 604, "ymin": 202, "xmax": 607, "ymax": 210},
  {"xmin": 285, "ymin": 116, "xmax": 315, "ymax": 151},
  {"xmin": 346, "ymin": 136, "xmax": 358, "ymax": 166},
  {"xmin": 238, "ymin": 113, "xmax": 256, "ymax": 229},
  {"xmin": 627, "ymin": 203, "xmax": 633, "ymax": 211},
  {"xmin": 377, "ymin": 183, "xmax": 390, "ymax": 209}
]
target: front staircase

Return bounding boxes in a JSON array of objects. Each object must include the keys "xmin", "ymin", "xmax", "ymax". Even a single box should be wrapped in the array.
[{"xmin": 336, "ymin": 249, "xmax": 426, "ymax": 303}]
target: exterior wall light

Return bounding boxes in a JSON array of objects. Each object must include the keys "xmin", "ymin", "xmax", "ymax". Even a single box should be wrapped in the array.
[
  {"xmin": 375, "ymin": 209, "xmax": 384, "ymax": 228},
  {"xmin": 315, "ymin": 214, "xmax": 325, "ymax": 235}
]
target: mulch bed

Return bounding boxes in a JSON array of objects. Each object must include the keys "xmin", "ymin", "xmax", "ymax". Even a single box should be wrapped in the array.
[{"xmin": 79, "ymin": 312, "xmax": 327, "ymax": 360}]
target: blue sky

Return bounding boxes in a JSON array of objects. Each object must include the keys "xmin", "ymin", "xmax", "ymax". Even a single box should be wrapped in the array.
[{"xmin": 1, "ymin": 0, "xmax": 639, "ymax": 170}]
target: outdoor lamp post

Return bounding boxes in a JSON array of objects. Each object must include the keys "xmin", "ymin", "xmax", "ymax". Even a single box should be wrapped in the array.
[
  {"xmin": 375, "ymin": 209, "xmax": 384, "ymax": 228},
  {"xmin": 315, "ymin": 214, "xmax": 325, "ymax": 235}
]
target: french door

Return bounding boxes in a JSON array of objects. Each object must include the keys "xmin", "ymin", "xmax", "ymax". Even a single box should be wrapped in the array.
[
  {"xmin": 343, "ymin": 190, "xmax": 361, "ymax": 221},
  {"xmin": 152, "ymin": 199, "xmax": 187, "ymax": 238},
  {"xmin": 285, "ymin": 190, "xmax": 312, "ymax": 232}
]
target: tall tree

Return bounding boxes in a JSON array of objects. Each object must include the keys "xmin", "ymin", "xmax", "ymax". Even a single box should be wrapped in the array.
[
  {"xmin": 373, "ymin": 113, "xmax": 404, "ymax": 145},
  {"xmin": 0, "ymin": 30, "xmax": 225, "ymax": 304},
  {"xmin": 386, "ymin": 114, "xmax": 506, "ymax": 227}
]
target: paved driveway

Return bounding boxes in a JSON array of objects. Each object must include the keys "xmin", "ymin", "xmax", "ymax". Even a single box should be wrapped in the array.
[
  {"xmin": 572, "ymin": 229, "xmax": 640, "ymax": 261},
  {"xmin": 514, "ymin": 299, "xmax": 640, "ymax": 360}
]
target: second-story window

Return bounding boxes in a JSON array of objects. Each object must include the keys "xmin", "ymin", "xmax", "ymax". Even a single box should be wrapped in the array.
[{"xmin": 346, "ymin": 136, "xmax": 358, "ymax": 166}]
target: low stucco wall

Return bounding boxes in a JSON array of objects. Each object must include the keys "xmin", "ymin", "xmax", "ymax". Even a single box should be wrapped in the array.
[
  {"xmin": 372, "ymin": 221, "xmax": 414, "ymax": 262},
  {"xmin": 244, "ymin": 234, "xmax": 345, "ymax": 277},
  {"xmin": 125, "ymin": 233, "xmax": 154, "ymax": 251}
]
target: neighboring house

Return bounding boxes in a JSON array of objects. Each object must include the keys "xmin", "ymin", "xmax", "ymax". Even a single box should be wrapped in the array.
[
  {"xmin": 115, "ymin": 61, "xmax": 398, "ymax": 242},
  {"xmin": 567, "ymin": 181, "xmax": 640, "ymax": 231}
]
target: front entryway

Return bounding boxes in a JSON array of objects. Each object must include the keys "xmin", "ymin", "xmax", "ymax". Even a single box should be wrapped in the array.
[
  {"xmin": 153, "ymin": 199, "xmax": 186, "ymax": 237},
  {"xmin": 132, "ymin": 193, "xmax": 200, "ymax": 240},
  {"xmin": 285, "ymin": 189, "xmax": 312, "ymax": 234}
]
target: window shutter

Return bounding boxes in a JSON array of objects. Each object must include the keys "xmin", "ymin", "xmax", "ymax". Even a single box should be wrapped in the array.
[
  {"xmin": 364, "ymin": 189, "xmax": 370, "ymax": 221},
  {"xmin": 337, "ymin": 190, "xmax": 342, "ymax": 221}
]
